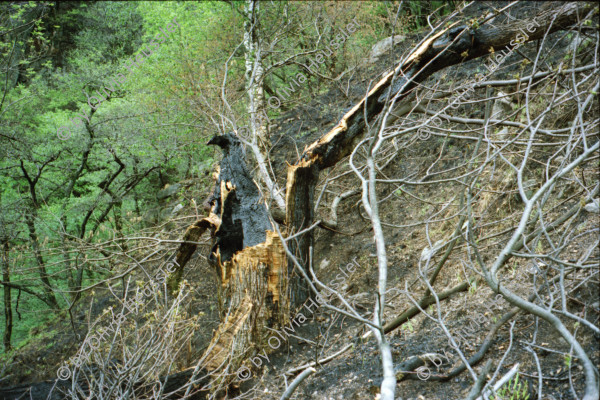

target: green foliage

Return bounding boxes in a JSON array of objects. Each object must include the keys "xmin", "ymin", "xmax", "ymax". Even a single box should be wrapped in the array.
[
  {"xmin": 401, "ymin": 320, "xmax": 414, "ymax": 333},
  {"xmin": 0, "ymin": 1, "xmax": 217, "ymax": 352},
  {"xmin": 404, "ymin": 1, "xmax": 454, "ymax": 31},
  {"xmin": 491, "ymin": 373, "xmax": 530, "ymax": 400},
  {"xmin": 1, "ymin": 0, "xmax": 435, "ymax": 356},
  {"xmin": 468, "ymin": 278, "xmax": 478, "ymax": 295}
]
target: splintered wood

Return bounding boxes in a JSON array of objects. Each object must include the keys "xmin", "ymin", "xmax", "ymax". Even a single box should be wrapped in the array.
[
  {"xmin": 225, "ymin": 231, "xmax": 286, "ymax": 303},
  {"xmin": 202, "ymin": 231, "xmax": 288, "ymax": 374},
  {"xmin": 299, "ymin": 23, "xmax": 456, "ymax": 167},
  {"xmin": 167, "ymin": 213, "xmax": 220, "ymax": 294},
  {"xmin": 203, "ymin": 294, "xmax": 253, "ymax": 371}
]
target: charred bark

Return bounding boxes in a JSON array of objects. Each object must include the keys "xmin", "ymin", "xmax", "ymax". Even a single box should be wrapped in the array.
[
  {"xmin": 206, "ymin": 134, "xmax": 272, "ymax": 260},
  {"xmin": 168, "ymin": 133, "xmax": 288, "ymax": 394},
  {"xmin": 285, "ymin": 162, "xmax": 319, "ymax": 307}
]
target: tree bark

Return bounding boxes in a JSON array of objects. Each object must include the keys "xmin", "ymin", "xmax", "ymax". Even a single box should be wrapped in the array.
[
  {"xmin": 24, "ymin": 211, "xmax": 58, "ymax": 309},
  {"xmin": 243, "ymin": 0, "xmax": 270, "ymax": 152},
  {"xmin": 19, "ymin": 159, "xmax": 60, "ymax": 308},
  {"xmin": 242, "ymin": 0, "xmax": 286, "ymax": 210},
  {"xmin": 167, "ymin": 133, "xmax": 289, "ymax": 395},
  {"xmin": 2, "ymin": 239, "xmax": 12, "ymax": 352}
]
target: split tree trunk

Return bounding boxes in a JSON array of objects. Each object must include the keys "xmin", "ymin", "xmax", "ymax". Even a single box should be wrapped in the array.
[{"xmin": 169, "ymin": 133, "xmax": 290, "ymax": 396}]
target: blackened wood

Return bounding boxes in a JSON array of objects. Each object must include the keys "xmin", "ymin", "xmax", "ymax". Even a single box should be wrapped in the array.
[{"xmin": 207, "ymin": 133, "xmax": 272, "ymax": 260}]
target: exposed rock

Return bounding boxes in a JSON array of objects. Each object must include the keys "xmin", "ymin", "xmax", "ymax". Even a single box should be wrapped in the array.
[
  {"xmin": 171, "ymin": 203, "xmax": 184, "ymax": 215},
  {"xmin": 496, "ymin": 127, "xmax": 509, "ymax": 140},
  {"xmin": 420, "ymin": 240, "xmax": 445, "ymax": 262},
  {"xmin": 568, "ymin": 32, "xmax": 584, "ymax": 53},
  {"xmin": 584, "ymin": 198, "xmax": 599, "ymax": 213},
  {"xmin": 488, "ymin": 90, "xmax": 517, "ymax": 140},
  {"xmin": 491, "ymin": 91, "xmax": 513, "ymax": 119},
  {"xmin": 157, "ymin": 183, "xmax": 181, "ymax": 200},
  {"xmin": 368, "ymin": 35, "xmax": 405, "ymax": 64}
]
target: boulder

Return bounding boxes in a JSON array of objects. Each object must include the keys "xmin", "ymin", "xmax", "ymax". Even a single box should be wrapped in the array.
[
  {"xmin": 420, "ymin": 240, "xmax": 445, "ymax": 262},
  {"xmin": 368, "ymin": 35, "xmax": 406, "ymax": 64},
  {"xmin": 157, "ymin": 183, "xmax": 181, "ymax": 200},
  {"xmin": 584, "ymin": 198, "xmax": 599, "ymax": 213},
  {"xmin": 171, "ymin": 203, "xmax": 184, "ymax": 215}
]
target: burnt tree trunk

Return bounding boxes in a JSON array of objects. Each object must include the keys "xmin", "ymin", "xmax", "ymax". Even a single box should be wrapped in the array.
[{"xmin": 188, "ymin": 134, "xmax": 289, "ymax": 394}]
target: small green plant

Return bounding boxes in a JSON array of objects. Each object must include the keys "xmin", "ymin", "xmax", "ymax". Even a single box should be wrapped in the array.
[
  {"xmin": 564, "ymin": 353, "xmax": 572, "ymax": 368},
  {"xmin": 508, "ymin": 262, "xmax": 518, "ymax": 277},
  {"xmin": 536, "ymin": 241, "xmax": 543, "ymax": 253},
  {"xmin": 468, "ymin": 278, "xmax": 478, "ymax": 295},
  {"xmin": 468, "ymin": 18, "xmax": 480, "ymax": 29},
  {"xmin": 492, "ymin": 372, "xmax": 530, "ymax": 400}
]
